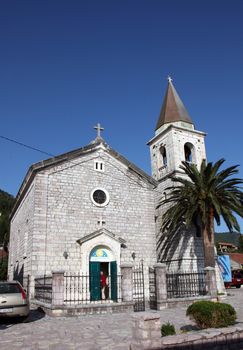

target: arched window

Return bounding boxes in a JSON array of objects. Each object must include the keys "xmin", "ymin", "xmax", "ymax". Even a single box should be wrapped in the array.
[
  {"xmin": 184, "ymin": 143, "xmax": 194, "ymax": 163},
  {"xmin": 159, "ymin": 146, "xmax": 167, "ymax": 167}
]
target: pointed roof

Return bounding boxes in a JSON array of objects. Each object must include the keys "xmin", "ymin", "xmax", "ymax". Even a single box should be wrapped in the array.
[{"xmin": 155, "ymin": 77, "xmax": 193, "ymax": 130}]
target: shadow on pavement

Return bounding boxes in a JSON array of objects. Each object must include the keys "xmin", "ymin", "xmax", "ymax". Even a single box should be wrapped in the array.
[
  {"xmin": 0, "ymin": 308, "xmax": 46, "ymax": 330},
  {"xmin": 180, "ymin": 324, "xmax": 200, "ymax": 332}
]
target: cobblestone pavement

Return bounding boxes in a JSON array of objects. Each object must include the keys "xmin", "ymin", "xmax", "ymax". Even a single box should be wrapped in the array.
[{"xmin": 0, "ymin": 289, "xmax": 242, "ymax": 350}]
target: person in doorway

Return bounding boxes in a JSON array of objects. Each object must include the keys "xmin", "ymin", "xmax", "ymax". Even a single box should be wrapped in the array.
[{"xmin": 100, "ymin": 271, "xmax": 107, "ymax": 300}]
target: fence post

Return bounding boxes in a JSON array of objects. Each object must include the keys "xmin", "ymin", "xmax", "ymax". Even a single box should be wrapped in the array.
[
  {"xmin": 205, "ymin": 267, "xmax": 217, "ymax": 299},
  {"xmin": 29, "ymin": 275, "xmax": 35, "ymax": 300},
  {"xmin": 154, "ymin": 263, "xmax": 167, "ymax": 310},
  {"xmin": 52, "ymin": 270, "xmax": 65, "ymax": 306},
  {"xmin": 131, "ymin": 313, "xmax": 161, "ymax": 350},
  {"xmin": 120, "ymin": 263, "xmax": 133, "ymax": 302}
]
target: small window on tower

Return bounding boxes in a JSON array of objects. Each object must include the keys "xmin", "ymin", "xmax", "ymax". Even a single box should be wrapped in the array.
[
  {"xmin": 184, "ymin": 143, "xmax": 194, "ymax": 163},
  {"xmin": 94, "ymin": 160, "xmax": 105, "ymax": 172},
  {"xmin": 159, "ymin": 146, "xmax": 167, "ymax": 168}
]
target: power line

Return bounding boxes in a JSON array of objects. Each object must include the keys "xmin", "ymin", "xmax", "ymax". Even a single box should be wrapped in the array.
[
  {"xmin": 0, "ymin": 135, "xmax": 55, "ymax": 157},
  {"xmin": 0, "ymin": 133, "xmax": 166, "ymax": 197}
]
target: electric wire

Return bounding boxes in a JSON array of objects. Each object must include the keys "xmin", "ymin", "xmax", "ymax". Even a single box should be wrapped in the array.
[
  {"xmin": 0, "ymin": 133, "xmax": 167, "ymax": 197},
  {"xmin": 0, "ymin": 135, "xmax": 55, "ymax": 157}
]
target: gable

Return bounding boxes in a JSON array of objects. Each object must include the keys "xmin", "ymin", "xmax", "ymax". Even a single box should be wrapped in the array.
[
  {"xmin": 11, "ymin": 138, "xmax": 157, "ymax": 218},
  {"xmin": 77, "ymin": 228, "xmax": 126, "ymax": 246}
]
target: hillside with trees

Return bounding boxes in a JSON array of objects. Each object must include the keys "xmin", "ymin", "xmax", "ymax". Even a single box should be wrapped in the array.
[
  {"xmin": 0, "ymin": 189, "xmax": 15, "ymax": 280},
  {"xmin": 0, "ymin": 189, "xmax": 15, "ymax": 245}
]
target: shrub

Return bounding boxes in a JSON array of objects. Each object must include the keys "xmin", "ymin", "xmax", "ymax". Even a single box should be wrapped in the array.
[
  {"xmin": 186, "ymin": 301, "xmax": 237, "ymax": 329},
  {"xmin": 161, "ymin": 322, "xmax": 176, "ymax": 337}
]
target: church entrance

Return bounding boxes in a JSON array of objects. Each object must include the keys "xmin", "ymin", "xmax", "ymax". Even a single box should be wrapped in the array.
[{"xmin": 89, "ymin": 246, "xmax": 117, "ymax": 302}]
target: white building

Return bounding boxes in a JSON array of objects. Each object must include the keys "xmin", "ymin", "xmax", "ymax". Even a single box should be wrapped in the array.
[{"xmin": 8, "ymin": 78, "xmax": 207, "ymax": 301}]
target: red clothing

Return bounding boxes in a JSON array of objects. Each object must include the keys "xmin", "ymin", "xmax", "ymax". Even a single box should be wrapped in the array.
[{"xmin": 100, "ymin": 274, "xmax": 107, "ymax": 287}]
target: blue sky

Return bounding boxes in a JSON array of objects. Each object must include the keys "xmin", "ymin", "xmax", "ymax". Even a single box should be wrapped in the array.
[{"xmin": 0, "ymin": 0, "xmax": 242, "ymax": 231}]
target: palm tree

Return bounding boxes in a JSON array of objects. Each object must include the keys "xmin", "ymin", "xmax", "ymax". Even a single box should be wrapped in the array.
[{"xmin": 160, "ymin": 159, "xmax": 243, "ymax": 268}]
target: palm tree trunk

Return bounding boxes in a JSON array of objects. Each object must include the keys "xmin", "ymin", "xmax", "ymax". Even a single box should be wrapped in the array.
[{"xmin": 202, "ymin": 208, "xmax": 215, "ymax": 268}]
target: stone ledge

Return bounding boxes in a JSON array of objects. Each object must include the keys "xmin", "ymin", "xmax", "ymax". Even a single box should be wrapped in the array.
[
  {"xmin": 166, "ymin": 295, "xmax": 215, "ymax": 308},
  {"xmin": 131, "ymin": 325, "xmax": 243, "ymax": 350},
  {"xmin": 32, "ymin": 299, "xmax": 134, "ymax": 317}
]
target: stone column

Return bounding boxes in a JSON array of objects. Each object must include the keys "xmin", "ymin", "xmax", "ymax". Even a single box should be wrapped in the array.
[
  {"xmin": 205, "ymin": 267, "xmax": 217, "ymax": 299},
  {"xmin": 29, "ymin": 275, "xmax": 35, "ymax": 300},
  {"xmin": 120, "ymin": 263, "xmax": 133, "ymax": 302},
  {"xmin": 130, "ymin": 313, "xmax": 161, "ymax": 350},
  {"xmin": 52, "ymin": 270, "xmax": 65, "ymax": 306},
  {"xmin": 154, "ymin": 263, "xmax": 167, "ymax": 310}
]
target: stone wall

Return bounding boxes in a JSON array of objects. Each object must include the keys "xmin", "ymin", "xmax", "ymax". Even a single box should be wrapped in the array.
[
  {"xmin": 155, "ymin": 177, "xmax": 204, "ymax": 272},
  {"xmin": 149, "ymin": 121, "xmax": 207, "ymax": 273},
  {"xmin": 10, "ymin": 144, "xmax": 157, "ymax": 300},
  {"xmin": 131, "ymin": 312, "xmax": 243, "ymax": 350},
  {"xmin": 8, "ymin": 182, "xmax": 35, "ymax": 280}
]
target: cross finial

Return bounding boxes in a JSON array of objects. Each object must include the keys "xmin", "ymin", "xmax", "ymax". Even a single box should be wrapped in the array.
[
  {"xmin": 94, "ymin": 123, "xmax": 104, "ymax": 138},
  {"xmin": 167, "ymin": 75, "xmax": 173, "ymax": 83},
  {"xmin": 98, "ymin": 215, "xmax": 105, "ymax": 227}
]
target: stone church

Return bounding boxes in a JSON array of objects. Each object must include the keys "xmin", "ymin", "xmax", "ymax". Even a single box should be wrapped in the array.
[{"xmin": 8, "ymin": 78, "xmax": 207, "ymax": 301}]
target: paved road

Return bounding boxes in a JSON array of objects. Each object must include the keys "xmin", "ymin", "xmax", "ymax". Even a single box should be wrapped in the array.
[{"xmin": 0, "ymin": 289, "xmax": 242, "ymax": 350}]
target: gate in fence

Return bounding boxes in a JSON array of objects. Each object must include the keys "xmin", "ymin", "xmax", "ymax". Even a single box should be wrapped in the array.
[
  {"xmin": 34, "ymin": 275, "xmax": 52, "ymax": 303},
  {"xmin": 133, "ymin": 262, "xmax": 145, "ymax": 312},
  {"xmin": 149, "ymin": 267, "xmax": 157, "ymax": 310}
]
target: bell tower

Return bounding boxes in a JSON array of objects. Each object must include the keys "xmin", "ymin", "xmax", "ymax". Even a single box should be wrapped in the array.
[
  {"xmin": 148, "ymin": 77, "xmax": 207, "ymax": 271},
  {"xmin": 148, "ymin": 77, "xmax": 207, "ymax": 182}
]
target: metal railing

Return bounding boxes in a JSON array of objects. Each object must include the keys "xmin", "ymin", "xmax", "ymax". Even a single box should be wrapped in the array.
[
  {"xmin": 166, "ymin": 271, "xmax": 207, "ymax": 298},
  {"xmin": 35, "ymin": 275, "xmax": 52, "ymax": 303},
  {"xmin": 133, "ymin": 263, "xmax": 145, "ymax": 312},
  {"xmin": 64, "ymin": 273, "xmax": 122, "ymax": 305}
]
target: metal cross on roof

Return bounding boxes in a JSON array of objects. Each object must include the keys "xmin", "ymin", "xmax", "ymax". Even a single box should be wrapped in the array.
[
  {"xmin": 94, "ymin": 123, "xmax": 104, "ymax": 138},
  {"xmin": 167, "ymin": 75, "xmax": 173, "ymax": 83}
]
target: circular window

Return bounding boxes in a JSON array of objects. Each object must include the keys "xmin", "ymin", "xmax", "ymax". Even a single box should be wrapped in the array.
[{"xmin": 91, "ymin": 188, "xmax": 110, "ymax": 207}]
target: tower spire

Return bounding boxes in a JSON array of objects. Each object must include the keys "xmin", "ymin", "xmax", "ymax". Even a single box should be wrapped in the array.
[{"xmin": 155, "ymin": 77, "xmax": 193, "ymax": 130}]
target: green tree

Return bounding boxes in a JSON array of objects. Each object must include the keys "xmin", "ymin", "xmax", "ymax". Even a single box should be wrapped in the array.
[
  {"xmin": 238, "ymin": 234, "xmax": 243, "ymax": 253},
  {"xmin": 0, "ymin": 257, "xmax": 8, "ymax": 280},
  {"xmin": 0, "ymin": 189, "xmax": 15, "ymax": 246},
  {"xmin": 160, "ymin": 159, "xmax": 243, "ymax": 268},
  {"xmin": 0, "ymin": 189, "xmax": 15, "ymax": 280}
]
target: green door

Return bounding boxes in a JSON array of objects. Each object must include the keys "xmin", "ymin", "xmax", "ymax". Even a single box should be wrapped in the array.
[
  {"xmin": 110, "ymin": 261, "xmax": 117, "ymax": 301},
  {"xmin": 90, "ymin": 262, "xmax": 100, "ymax": 301}
]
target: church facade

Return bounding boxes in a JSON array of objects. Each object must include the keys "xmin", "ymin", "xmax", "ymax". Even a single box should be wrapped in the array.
[{"xmin": 8, "ymin": 79, "xmax": 207, "ymax": 301}]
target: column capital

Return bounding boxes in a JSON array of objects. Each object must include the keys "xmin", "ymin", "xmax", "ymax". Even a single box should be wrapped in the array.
[
  {"xmin": 52, "ymin": 270, "xmax": 65, "ymax": 275},
  {"xmin": 120, "ymin": 263, "xmax": 133, "ymax": 269},
  {"xmin": 204, "ymin": 267, "xmax": 215, "ymax": 271},
  {"xmin": 154, "ymin": 263, "xmax": 167, "ymax": 269}
]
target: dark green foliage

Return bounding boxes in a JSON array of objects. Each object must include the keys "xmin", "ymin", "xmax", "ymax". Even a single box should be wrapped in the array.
[
  {"xmin": 161, "ymin": 322, "xmax": 176, "ymax": 337},
  {"xmin": 215, "ymin": 232, "xmax": 242, "ymax": 247},
  {"xmin": 159, "ymin": 159, "xmax": 243, "ymax": 267},
  {"xmin": 0, "ymin": 257, "xmax": 8, "ymax": 280},
  {"xmin": 186, "ymin": 301, "xmax": 237, "ymax": 329},
  {"xmin": 0, "ymin": 189, "xmax": 15, "ymax": 280},
  {"xmin": 238, "ymin": 234, "xmax": 243, "ymax": 253},
  {"xmin": 0, "ymin": 189, "xmax": 15, "ymax": 245}
]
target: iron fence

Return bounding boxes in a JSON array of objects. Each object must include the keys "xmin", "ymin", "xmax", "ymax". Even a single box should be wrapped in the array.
[
  {"xmin": 133, "ymin": 262, "xmax": 145, "ymax": 312},
  {"xmin": 149, "ymin": 267, "xmax": 157, "ymax": 310},
  {"xmin": 166, "ymin": 271, "xmax": 207, "ymax": 298},
  {"xmin": 35, "ymin": 275, "xmax": 52, "ymax": 303},
  {"xmin": 64, "ymin": 273, "xmax": 122, "ymax": 305}
]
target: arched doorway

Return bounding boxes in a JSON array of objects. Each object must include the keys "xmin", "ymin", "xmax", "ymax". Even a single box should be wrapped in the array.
[{"xmin": 89, "ymin": 245, "xmax": 117, "ymax": 302}]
